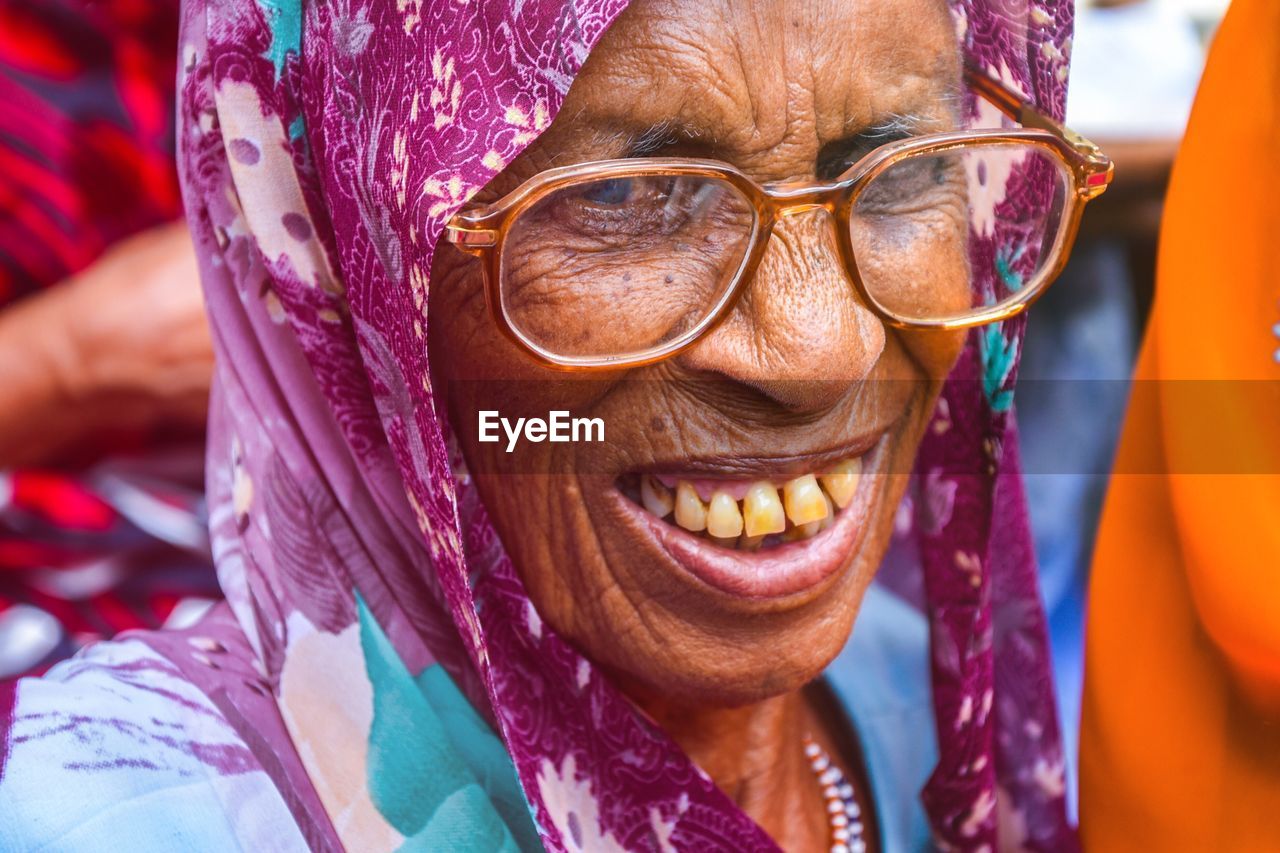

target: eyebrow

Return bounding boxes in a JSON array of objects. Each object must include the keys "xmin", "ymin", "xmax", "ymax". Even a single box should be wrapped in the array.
[
  {"xmin": 576, "ymin": 82, "xmax": 964, "ymax": 165},
  {"xmin": 612, "ymin": 108, "xmax": 952, "ymax": 158},
  {"xmin": 587, "ymin": 118, "xmax": 713, "ymax": 158},
  {"xmin": 859, "ymin": 112, "xmax": 935, "ymax": 140},
  {"xmin": 857, "ymin": 82, "xmax": 965, "ymax": 138}
]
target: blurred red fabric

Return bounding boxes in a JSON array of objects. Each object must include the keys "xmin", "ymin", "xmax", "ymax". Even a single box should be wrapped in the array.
[{"xmin": 0, "ymin": 0, "xmax": 218, "ymax": 679}]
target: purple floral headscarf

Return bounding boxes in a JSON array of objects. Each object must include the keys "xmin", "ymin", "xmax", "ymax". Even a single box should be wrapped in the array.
[{"xmin": 2, "ymin": 1, "xmax": 1076, "ymax": 850}]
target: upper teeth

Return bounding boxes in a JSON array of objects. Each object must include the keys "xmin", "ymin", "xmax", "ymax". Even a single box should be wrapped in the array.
[
  {"xmin": 819, "ymin": 459, "xmax": 860, "ymax": 509},
  {"xmin": 743, "ymin": 482, "xmax": 785, "ymax": 537},
  {"xmin": 707, "ymin": 492, "xmax": 743, "ymax": 538},
  {"xmin": 673, "ymin": 481, "xmax": 708, "ymax": 532},
  {"xmin": 641, "ymin": 475, "xmax": 676, "ymax": 518},
  {"xmin": 782, "ymin": 474, "xmax": 827, "ymax": 526},
  {"xmin": 638, "ymin": 458, "xmax": 863, "ymax": 549}
]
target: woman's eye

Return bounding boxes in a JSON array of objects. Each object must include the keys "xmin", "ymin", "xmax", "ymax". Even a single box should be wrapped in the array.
[
  {"xmin": 882, "ymin": 159, "xmax": 940, "ymax": 193},
  {"xmin": 859, "ymin": 155, "xmax": 961, "ymax": 213},
  {"xmin": 580, "ymin": 178, "xmax": 634, "ymax": 206},
  {"xmin": 538, "ymin": 176, "xmax": 722, "ymax": 243}
]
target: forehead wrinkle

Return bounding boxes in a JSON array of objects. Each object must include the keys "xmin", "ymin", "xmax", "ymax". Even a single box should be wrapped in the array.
[
  {"xmin": 705, "ymin": 0, "xmax": 962, "ymax": 167},
  {"xmin": 721, "ymin": 5, "xmax": 787, "ymax": 151},
  {"xmin": 559, "ymin": 0, "xmax": 807, "ymax": 164},
  {"xmin": 564, "ymin": 41, "xmax": 752, "ymax": 157},
  {"xmin": 839, "ymin": 72, "xmax": 965, "ymax": 142},
  {"xmin": 540, "ymin": 0, "xmax": 963, "ymax": 173}
]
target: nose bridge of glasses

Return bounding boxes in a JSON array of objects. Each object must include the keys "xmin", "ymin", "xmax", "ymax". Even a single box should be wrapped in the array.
[
  {"xmin": 750, "ymin": 181, "xmax": 849, "ymax": 273},
  {"xmin": 764, "ymin": 174, "xmax": 838, "ymax": 195},
  {"xmin": 751, "ymin": 194, "xmax": 854, "ymax": 291},
  {"xmin": 776, "ymin": 201, "xmax": 830, "ymax": 220},
  {"xmin": 762, "ymin": 178, "xmax": 846, "ymax": 220}
]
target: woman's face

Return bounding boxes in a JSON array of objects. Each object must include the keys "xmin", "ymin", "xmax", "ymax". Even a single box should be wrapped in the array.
[{"xmin": 430, "ymin": 0, "xmax": 966, "ymax": 706}]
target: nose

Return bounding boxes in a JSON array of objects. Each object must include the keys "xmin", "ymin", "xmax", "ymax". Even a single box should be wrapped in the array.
[{"xmin": 676, "ymin": 209, "xmax": 884, "ymax": 413}]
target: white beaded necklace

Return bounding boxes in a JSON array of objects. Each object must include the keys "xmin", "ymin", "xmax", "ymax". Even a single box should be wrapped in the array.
[{"xmin": 803, "ymin": 734, "xmax": 867, "ymax": 853}]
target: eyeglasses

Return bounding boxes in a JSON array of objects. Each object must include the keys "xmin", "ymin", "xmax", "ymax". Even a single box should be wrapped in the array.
[{"xmin": 445, "ymin": 65, "xmax": 1113, "ymax": 371}]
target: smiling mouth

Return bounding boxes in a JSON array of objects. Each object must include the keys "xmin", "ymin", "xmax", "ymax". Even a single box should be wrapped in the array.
[
  {"xmin": 618, "ymin": 459, "xmax": 862, "ymax": 551},
  {"xmin": 611, "ymin": 437, "xmax": 885, "ymax": 599}
]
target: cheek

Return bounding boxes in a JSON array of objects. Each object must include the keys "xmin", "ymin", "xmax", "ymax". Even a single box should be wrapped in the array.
[
  {"xmin": 426, "ymin": 244, "xmax": 619, "ymax": 474},
  {"xmin": 901, "ymin": 326, "xmax": 966, "ymax": 384},
  {"xmin": 426, "ymin": 249, "xmax": 601, "ymax": 625},
  {"xmin": 849, "ymin": 211, "xmax": 970, "ymax": 382},
  {"xmin": 852, "ymin": 211, "xmax": 973, "ymax": 323},
  {"xmin": 427, "ymin": 249, "xmax": 495, "ymax": 380},
  {"xmin": 428, "ymin": 249, "xmax": 540, "ymax": 467},
  {"xmin": 501, "ymin": 243, "xmax": 719, "ymax": 362}
]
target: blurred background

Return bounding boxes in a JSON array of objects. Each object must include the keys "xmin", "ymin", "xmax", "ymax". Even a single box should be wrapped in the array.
[
  {"xmin": 1023, "ymin": 0, "xmax": 1230, "ymax": 820},
  {"xmin": 0, "ymin": 0, "xmax": 216, "ymax": 685},
  {"xmin": 0, "ymin": 0, "xmax": 1233, "ymax": 817}
]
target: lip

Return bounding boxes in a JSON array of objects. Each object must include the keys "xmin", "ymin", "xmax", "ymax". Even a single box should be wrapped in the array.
[
  {"xmin": 629, "ymin": 431, "xmax": 884, "ymax": 484},
  {"xmin": 611, "ymin": 434, "xmax": 888, "ymax": 600}
]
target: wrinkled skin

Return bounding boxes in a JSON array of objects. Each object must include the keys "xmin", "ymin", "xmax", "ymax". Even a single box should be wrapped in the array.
[{"xmin": 429, "ymin": 0, "xmax": 965, "ymax": 847}]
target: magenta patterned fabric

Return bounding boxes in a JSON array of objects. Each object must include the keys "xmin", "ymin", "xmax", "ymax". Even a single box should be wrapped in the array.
[{"xmin": 1, "ymin": 0, "xmax": 1077, "ymax": 850}]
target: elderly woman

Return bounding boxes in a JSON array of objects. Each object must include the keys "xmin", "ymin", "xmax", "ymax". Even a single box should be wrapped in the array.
[{"xmin": 0, "ymin": 0, "xmax": 1108, "ymax": 850}]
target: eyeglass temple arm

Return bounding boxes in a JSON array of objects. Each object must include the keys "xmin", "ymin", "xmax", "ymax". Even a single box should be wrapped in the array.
[
  {"xmin": 963, "ymin": 64, "xmax": 1113, "ymax": 198},
  {"xmin": 444, "ymin": 220, "xmax": 497, "ymax": 250}
]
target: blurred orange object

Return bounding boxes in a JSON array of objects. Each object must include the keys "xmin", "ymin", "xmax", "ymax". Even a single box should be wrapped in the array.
[{"xmin": 1080, "ymin": 0, "xmax": 1280, "ymax": 848}]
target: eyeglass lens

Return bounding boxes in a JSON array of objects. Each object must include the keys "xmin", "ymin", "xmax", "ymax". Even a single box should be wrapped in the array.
[
  {"xmin": 852, "ymin": 143, "xmax": 1070, "ymax": 324},
  {"xmin": 498, "ymin": 142, "xmax": 1070, "ymax": 362},
  {"xmin": 500, "ymin": 175, "xmax": 755, "ymax": 360}
]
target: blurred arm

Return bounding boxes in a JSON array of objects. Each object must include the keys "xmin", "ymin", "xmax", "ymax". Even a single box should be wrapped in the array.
[{"xmin": 0, "ymin": 223, "xmax": 212, "ymax": 468}]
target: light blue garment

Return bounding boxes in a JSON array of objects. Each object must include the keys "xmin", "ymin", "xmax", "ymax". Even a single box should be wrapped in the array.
[
  {"xmin": 0, "ymin": 640, "xmax": 306, "ymax": 853},
  {"xmin": 824, "ymin": 580, "xmax": 938, "ymax": 852},
  {"xmin": 0, "ymin": 610, "xmax": 539, "ymax": 853}
]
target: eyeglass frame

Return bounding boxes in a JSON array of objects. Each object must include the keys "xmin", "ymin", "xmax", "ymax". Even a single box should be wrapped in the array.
[{"xmin": 444, "ymin": 64, "xmax": 1115, "ymax": 371}]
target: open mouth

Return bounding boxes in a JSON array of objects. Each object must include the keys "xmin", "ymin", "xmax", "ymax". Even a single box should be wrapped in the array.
[
  {"xmin": 617, "ymin": 459, "xmax": 862, "ymax": 552},
  {"xmin": 611, "ymin": 436, "xmax": 885, "ymax": 600}
]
